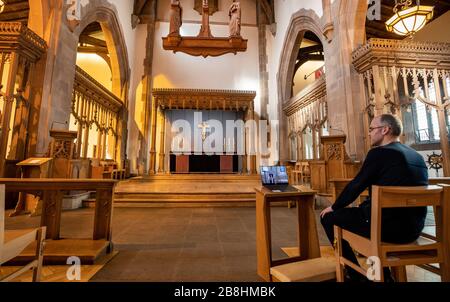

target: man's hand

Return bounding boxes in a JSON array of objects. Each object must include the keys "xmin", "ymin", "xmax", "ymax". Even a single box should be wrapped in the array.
[{"xmin": 320, "ymin": 206, "xmax": 334, "ymax": 219}]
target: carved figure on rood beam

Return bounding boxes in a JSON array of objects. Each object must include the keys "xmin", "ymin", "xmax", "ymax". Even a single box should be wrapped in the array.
[
  {"xmin": 229, "ymin": 1, "xmax": 241, "ymax": 37},
  {"xmin": 169, "ymin": 0, "xmax": 183, "ymax": 36}
]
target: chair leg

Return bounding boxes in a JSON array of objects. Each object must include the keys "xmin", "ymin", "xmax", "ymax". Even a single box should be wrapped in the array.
[
  {"xmin": 392, "ymin": 266, "xmax": 407, "ymax": 282},
  {"xmin": 32, "ymin": 227, "xmax": 46, "ymax": 282},
  {"xmin": 334, "ymin": 226, "xmax": 345, "ymax": 282}
]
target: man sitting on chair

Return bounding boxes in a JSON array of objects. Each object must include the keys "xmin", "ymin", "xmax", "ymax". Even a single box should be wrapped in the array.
[{"xmin": 320, "ymin": 114, "xmax": 428, "ymax": 281}]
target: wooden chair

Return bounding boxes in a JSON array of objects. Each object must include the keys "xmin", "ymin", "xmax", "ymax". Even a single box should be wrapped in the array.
[
  {"xmin": 334, "ymin": 185, "xmax": 450, "ymax": 282},
  {"xmin": 0, "ymin": 184, "xmax": 46, "ymax": 282}
]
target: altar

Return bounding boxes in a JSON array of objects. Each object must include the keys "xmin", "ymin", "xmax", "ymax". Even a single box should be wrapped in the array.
[
  {"xmin": 149, "ymin": 88, "xmax": 258, "ymax": 175},
  {"xmin": 170, "ymin": 154, "xmax": 239, "ymax": 173}
]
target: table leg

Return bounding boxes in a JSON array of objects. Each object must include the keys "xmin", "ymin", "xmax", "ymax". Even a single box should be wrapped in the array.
[
  {"xmin": 93, "ymin": 188, "xmax": 114, "ymax": 240},
  {"xmin": 40, "ymin": 190, "xmax": 63, "ymax": 240},
  {"xmin": 256, "ymin": 194, "xmax": 272, "ymax": 281},
  {"xmin": 297, "ymin": 195, "xmax": 320, "ymax": 260}
]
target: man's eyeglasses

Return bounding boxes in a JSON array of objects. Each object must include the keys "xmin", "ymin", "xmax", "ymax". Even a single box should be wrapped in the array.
[{"xmin": 368, "ymin": 126, "xmax": 386, "ymax": 132}]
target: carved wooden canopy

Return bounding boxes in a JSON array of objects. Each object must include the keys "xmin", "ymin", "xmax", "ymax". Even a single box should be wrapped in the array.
[
  {"xmin": 352, "ymin": 38, "xmax": 450, "ymax": 72},
  {"xmin": 0, "ymin": 22, "xmax": 47, "ymax": 62},
  {"xmin": 152, "ymin": 88, "xmax": 255, "ymax": 111}
]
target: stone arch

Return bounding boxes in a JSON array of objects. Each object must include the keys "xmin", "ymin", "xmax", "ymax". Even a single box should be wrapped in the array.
[
  {"xmin": 74, "ymin": 0, "xmax": 130, "ymax": 100},
  {"xmin": 277, "ymin": 9, "xmax": 326, "ymax": 104},
  {"xmin": 338, "ymin": 0, "xmax": 369, "ymax": 48},
  {"xmin": 276, "ymin": 9, "xmax": 326, "ymax": 161}
]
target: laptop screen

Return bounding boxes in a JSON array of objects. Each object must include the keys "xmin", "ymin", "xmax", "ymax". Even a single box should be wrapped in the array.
[{"xmin": 260, "ymin": 166, "xmax": 289, "ymax": 185}]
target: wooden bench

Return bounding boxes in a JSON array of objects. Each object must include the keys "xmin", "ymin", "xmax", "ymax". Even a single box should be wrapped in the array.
[
  {"xmin": 1, "ymin": 184, "xmax": 46, "ymax": 282},
  {"xmin": 0, "ymin": 179, "xmax": 116, "ymax": 265},
  {"xmin": 270, "ymin": 246, "xmax": 336, "ymax": 282}
]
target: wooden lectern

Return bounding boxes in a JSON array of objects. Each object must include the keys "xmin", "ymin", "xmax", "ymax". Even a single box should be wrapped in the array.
[
  {"xmin": 47, "ymin": 130, "xmax": 78, "ymax": 178},
  {"xmin": 11, "ymin": 158, "xmax": 53, "ymax": 217},
  {"xmin": 310, "ymin": 135, "xmax": 346, "ymax": 194}
]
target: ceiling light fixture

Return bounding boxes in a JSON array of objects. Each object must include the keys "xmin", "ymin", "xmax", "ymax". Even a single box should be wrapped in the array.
[{"xmin": 385, "ymin": 0, "xmax": 434, "ymax": 37}]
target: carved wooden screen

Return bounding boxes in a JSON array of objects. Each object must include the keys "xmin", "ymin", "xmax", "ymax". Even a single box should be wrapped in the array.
[
  {"xmin": 283, "ymin": 77, "xmax": 327, "ymax": 161},
  {"xmin": 0, "ymin": 23, "xmax": 46, "ymax": 177},
  {"xmin": 70, "ymin": 66, "xmax": 122, "ymax": 161},
  {"xmin": 353, "ymin": 38, "xmax": 450, "ymax": 176}
]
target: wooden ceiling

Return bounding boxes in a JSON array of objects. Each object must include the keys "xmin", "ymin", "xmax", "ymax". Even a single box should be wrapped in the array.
[
  {"xmin": 366, "ymin": 0, "xmax": 450, "ymax": 39},
  {"xmin": 0, "ymin": 0, "xmax": 29, "ymax": 24}
]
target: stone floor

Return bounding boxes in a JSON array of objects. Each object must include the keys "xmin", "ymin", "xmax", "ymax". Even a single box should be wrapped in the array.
[{"xmin": 4, "ymin": 205, "xmax": 440, "ymax": 282}]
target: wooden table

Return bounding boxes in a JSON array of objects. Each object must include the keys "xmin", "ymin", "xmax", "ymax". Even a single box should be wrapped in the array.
[{"xmin": 255, "ymin": 185, "xmax": 321, "ymax": 281}]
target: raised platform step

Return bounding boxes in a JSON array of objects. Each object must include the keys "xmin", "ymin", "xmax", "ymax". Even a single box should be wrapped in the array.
[
  {"xmin": 5, "ymin": 239, "xmax": 110, "ymax": 265},
  {"xmin": 131, "ymin": 174, "xmax": 260, "ymax": 182}
]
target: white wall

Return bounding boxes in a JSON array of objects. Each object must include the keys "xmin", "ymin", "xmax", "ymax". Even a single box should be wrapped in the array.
[{"xmin": 153, "ymin": 22, "xmax": 259, "ymax": 91}]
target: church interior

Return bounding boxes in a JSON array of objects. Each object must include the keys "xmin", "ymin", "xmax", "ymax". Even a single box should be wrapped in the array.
[{"xmin": 1, "ymin": 0, "xmax": 450, "ymax": 283}]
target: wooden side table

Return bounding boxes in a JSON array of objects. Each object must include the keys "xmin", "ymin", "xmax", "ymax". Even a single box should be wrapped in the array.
[{"xmin": 255, "ymin": 185, "xmax": 321, "ymax": 281}]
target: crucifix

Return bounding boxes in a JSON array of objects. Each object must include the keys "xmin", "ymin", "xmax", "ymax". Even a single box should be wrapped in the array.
[
  {"xmin": 198, "ymin": 0, "xmax": 212, "ymax": 37},
  {"xmin": 198, "ymin": 121, "xmax": 210, "ymax": 141}
]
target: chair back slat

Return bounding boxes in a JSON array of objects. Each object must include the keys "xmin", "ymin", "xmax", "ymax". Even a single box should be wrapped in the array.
[{"xmin": 376, "ymin": 186, "xmax": 443, "ymax": 208}]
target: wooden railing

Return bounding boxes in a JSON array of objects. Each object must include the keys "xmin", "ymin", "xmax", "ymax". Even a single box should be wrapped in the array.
[{"xmin": 72, "ymin": 66, "xmax": 123, "ymax": 160}]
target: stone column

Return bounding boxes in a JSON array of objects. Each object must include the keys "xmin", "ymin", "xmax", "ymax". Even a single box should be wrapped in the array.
[{"xmin": 140, "ymin": 2, "xmax": 157, "ymax": 174}]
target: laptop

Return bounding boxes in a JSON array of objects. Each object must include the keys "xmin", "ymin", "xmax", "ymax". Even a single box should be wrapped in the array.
[{"xmin": 260, "ymin": 166, "xmax": 299, "ymax": 192}]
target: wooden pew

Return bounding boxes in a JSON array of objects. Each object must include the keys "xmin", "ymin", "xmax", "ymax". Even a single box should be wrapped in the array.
[
  {"xmin": 0, "ymin": 179, "xmax": 116, "ymax": 264},
  {"xmin": 1, "ymin": 184, "xmax": 46, "ymax": 282}
]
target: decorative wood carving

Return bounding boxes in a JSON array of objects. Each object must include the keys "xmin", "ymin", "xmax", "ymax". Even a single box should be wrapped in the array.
[
  {"xmin": 352, "ymin": 38, "xmax": 450, "ymax": 73},
  {"xmin": 0, "ymin": 22, "xmax": 47, "ymax": 62},
  {"xmin": 152, "ymin": 88, "xmax": 256, "ymax": 111},
  {"xmin": 162, "ymin": 0, "xmax": 247, "ymax": 57},
  {"xmin": 352, "ymin": 38, "xmax": 450, "ymax": 176},
  {"xmin": 326, "ymin": 143, "xmax": 341, "ymax": 160}
]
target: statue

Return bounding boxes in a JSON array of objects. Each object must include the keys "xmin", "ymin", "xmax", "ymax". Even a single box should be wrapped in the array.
[
  {"xmin": 169, "ymin": 0, "xmax": 183, "ymax": 36},
  {"xmin": 228, "ymin": 1, "xmax": 241, "ymax": 37}
]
